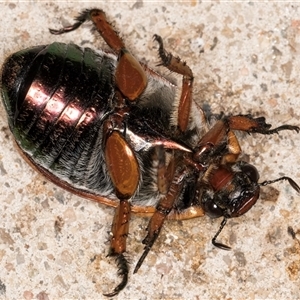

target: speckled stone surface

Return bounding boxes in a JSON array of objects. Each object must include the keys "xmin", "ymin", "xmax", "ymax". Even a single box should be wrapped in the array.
[{"xmin": 0, "ymin": 1, "xmax": 300, "ymax": 300}]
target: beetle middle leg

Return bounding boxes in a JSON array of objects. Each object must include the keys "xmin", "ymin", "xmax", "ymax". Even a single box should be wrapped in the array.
[
  {"xmin": 134, "ymin": 166, "xmax": 185, "ymax": 274},
  {"xmin": 103, "ymin": 199, "xmax": 131, "ymax": 297},
  {"xmin": 102, "ymin": 110, "xmax": 140, "ymax": 296}
]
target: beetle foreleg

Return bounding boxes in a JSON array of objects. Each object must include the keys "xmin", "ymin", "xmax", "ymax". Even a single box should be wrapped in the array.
[
  {"xmin": 194, "ymin": 119, "xmax": 241, "ymax": 165},
  {"xmin": 259, "ymin": 176, "xmax": 300, "ymax": 193},
  {"xmin": 104, "ymin": 199, "xmax": 131, "ymax": 297},
  {"xmin": 195, "ymin": 114, "xmax": 299, "ymax": 165},
  {"xmin": 134, "ymin": 172, "xmax": 184, "ymax": 274},
  {"xmin": 153, "ymin": 34, "xmax": 194, "ymax": 132},
  {"xmin": 221, "ymin": 131, "xmax": 241, "ymax": 164},
  {"xmin": 153, "ymin": 146, "xmax": 176, "ymax": 195},
  {"xmin": 227, "ymin": 115, "xmax": 300, "ymax": 134}
]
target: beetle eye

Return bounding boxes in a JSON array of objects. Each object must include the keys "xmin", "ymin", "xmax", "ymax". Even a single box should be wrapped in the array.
[
  {"xmin": 230, "ymin": 187, "xmax": 260, "ymax": 217},
  {"xmin": 204, "ymin": 201, "xmax": 224, "ymax": 218},
  {"xmin": 240, "ymin": 163, "xmax": 259, "ymax": 183}
]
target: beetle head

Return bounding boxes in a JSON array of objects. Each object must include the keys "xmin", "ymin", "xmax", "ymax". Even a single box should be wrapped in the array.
[
  {"xmin": 199, "ymin": 160, "xmax": 300, "ymax": 250},
  {"xmin": 201, "ymin": 161, "xmax": 260, "ymax": 219}
]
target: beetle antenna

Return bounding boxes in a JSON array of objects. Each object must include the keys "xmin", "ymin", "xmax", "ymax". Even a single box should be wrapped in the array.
[
  {"xmin": 212, "ymin": 217, "xmax": 231, "ymax": 250},
  {"xmin": 259, "ymin": 176, "xmax": 300, "ymax": 193}
]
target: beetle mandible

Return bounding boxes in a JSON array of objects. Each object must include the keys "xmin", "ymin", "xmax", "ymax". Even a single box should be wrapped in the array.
[{"xmin": 1, "ymin": 8, "xmax": 300, "ymax": 296}]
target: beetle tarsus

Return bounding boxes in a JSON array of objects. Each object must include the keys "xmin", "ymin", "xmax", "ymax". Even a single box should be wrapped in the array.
[
  {"xmin": 133, "ymin": 210, "xmax": 166, "ymax": 274},
  {"xmin": 49, "ymin": 9, "xmax": 99, "ymax": 35},
  {"xmin": 248, "ymin": 117, "xmax": 300, "ymax": 135},
  {"xmin": 227, "ymin": 115, "xmax": 300, "ymax": 136},
  {"xmin": 252, "ymin": 123, "xmax": 300, "ymax": 135},
  {"xmin": 153, "ymin": 34, "xmax": 172, "ymax": 66},
  {"xmin": 49, "ymin": 22, "xmax": 82, "ymax": 35},
  {"xmin": 103, "ymin": 253, "xmax": 129, "ymax": 297}
]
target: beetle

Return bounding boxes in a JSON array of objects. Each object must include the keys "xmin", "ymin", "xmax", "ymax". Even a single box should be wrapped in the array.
[{"xmin": 1, "ymin": 8, "xmax": 300, "ymax": 296}]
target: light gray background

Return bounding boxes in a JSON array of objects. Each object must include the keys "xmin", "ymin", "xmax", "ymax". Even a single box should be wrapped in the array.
[{"xmin": 0, "ymin": 1, "xmax": 300, "ymax": 299}]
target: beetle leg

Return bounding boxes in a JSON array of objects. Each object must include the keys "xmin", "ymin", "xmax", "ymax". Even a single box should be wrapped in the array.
[
  {"xmin": 104, "ymin": 129, "xmax": 140, "ymax": 199},
  {"xmin": 153, "ymin": 34, "xmax": 194, "ymax": 132},
  {"xmin": 194, "ymin": 119, "xmax": 239, "ymax": 165},
  {"xmin": 227, "ymin": 115, "xmax": 300, "ymax": 134},
  {"xmin": 195, "ymin": 115, "xmax": 299, "ymax": 165},
  {"xmin": 103, "ymin": 199, "xmax": 131, "ymax": 297},
  {"xmin": 260, "ymin": 176, "xmax": 300, "ymax": 193},
  {"xmin": 134, "ymin": 170, "xmax": 184, "ymax": 274},
  {"xmin": 50, "ymin": 9, "xmax": 147, "ymax": 101},
  {"xmin": 153, "ymin": 146, "xmax": 176, "ymax": 195},
  {"xmin": 103, "ymin": 117, "xmax": 140, "ymax": 296},
  {"xmin": 50, "ymin": 9, "xmax": 124, "ymax": 50},
  {"xmin": 198, "ymin": 115, "xmax": 299, "ymax": 149},
  {"xmin": 222, "ymin": 131, "xmax": 241, "ymax": 164},
  {"xmin": 166, "ymin": 206, "xmax": 205, "ymax": 220}
]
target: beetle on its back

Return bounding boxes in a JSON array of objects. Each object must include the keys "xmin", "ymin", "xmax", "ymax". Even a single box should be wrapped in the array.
[{"xmin": 1, "ymin": 8, "xmax": 300, "ymax": 296}]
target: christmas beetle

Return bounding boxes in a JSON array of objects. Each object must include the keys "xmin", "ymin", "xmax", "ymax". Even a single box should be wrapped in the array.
[{"xmin": 1, "ymin": 9, "xmax": 300, "ymax": 296}]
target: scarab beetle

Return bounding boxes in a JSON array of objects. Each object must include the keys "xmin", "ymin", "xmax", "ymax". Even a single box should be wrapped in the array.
[{"xmin": 1, "ymin": 9, "xmax": 300, "ymax": 296}]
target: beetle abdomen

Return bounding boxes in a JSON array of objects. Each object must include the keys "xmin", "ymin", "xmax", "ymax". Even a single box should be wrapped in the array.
[{"xmin": 2, "ymin": 42, "xmax": 117, "ymax": 193}]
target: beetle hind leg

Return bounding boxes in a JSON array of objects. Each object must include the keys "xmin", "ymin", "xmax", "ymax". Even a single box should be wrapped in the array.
[
  {"xmin": 50, "ymin": 9, "xmax": 147, "ymax": 101},
  {"xmin": 103, "ymin": 253, "xmax": 129, "ymax": 297},
  {"xmin": 153, "ymin": 34, "xmax": 194, "ymax": 133},
  {"xmin": 102, "ymin": 117, "xmax": 140, "ymax": 295},
  {"xmin": 103, "ymin": 199, "xmax": 131, "ymax": 297}
]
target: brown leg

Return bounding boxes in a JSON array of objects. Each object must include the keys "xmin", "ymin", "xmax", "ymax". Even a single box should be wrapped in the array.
[
  {"xmin": 104, "ymin": 199, "xmax": 131, "ymax": 297},
  {"xmin": 222, "ymin": 131, "xmax": 241, "ymax": 164},
  {"xmin": 50, "ymin": 9, "xmax": 147, "ymax": 101},
  {"xmin": 228, "ymin": 115, "xmax": 300, "ymax": 134},
  {"xmin": 84, "ymin": 10, "xmax": 148, "ymax": 100},
  {"xmin": 153, "ymin": 146, "xmax": 176, "ymax": 195},
  {"xmin": 195, "ymin": 115, "xmax": 299, "ymax": 164},
  {"xmin": 153, "ymin": 34, "xmax": 194, "ymax": 132},
  {"xmin": 133, "ymin": 171, "xmax": 184, "ymax": 274},
  {"xmin": 104, "ymin": 130, "xmax": 140, "ymax": 199},
  {"xmin": 102, "ymin": 111, "xmax": 140, "ymax": 296},
  {"xmin": 166, "ymin": 206, "xmax": 205, "ymax": 220}
]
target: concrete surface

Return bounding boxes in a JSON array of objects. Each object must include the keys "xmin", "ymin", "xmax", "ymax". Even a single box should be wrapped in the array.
[{"xmin": 0, "ymin": 1, "xmax": 300, "ymax": 299}]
